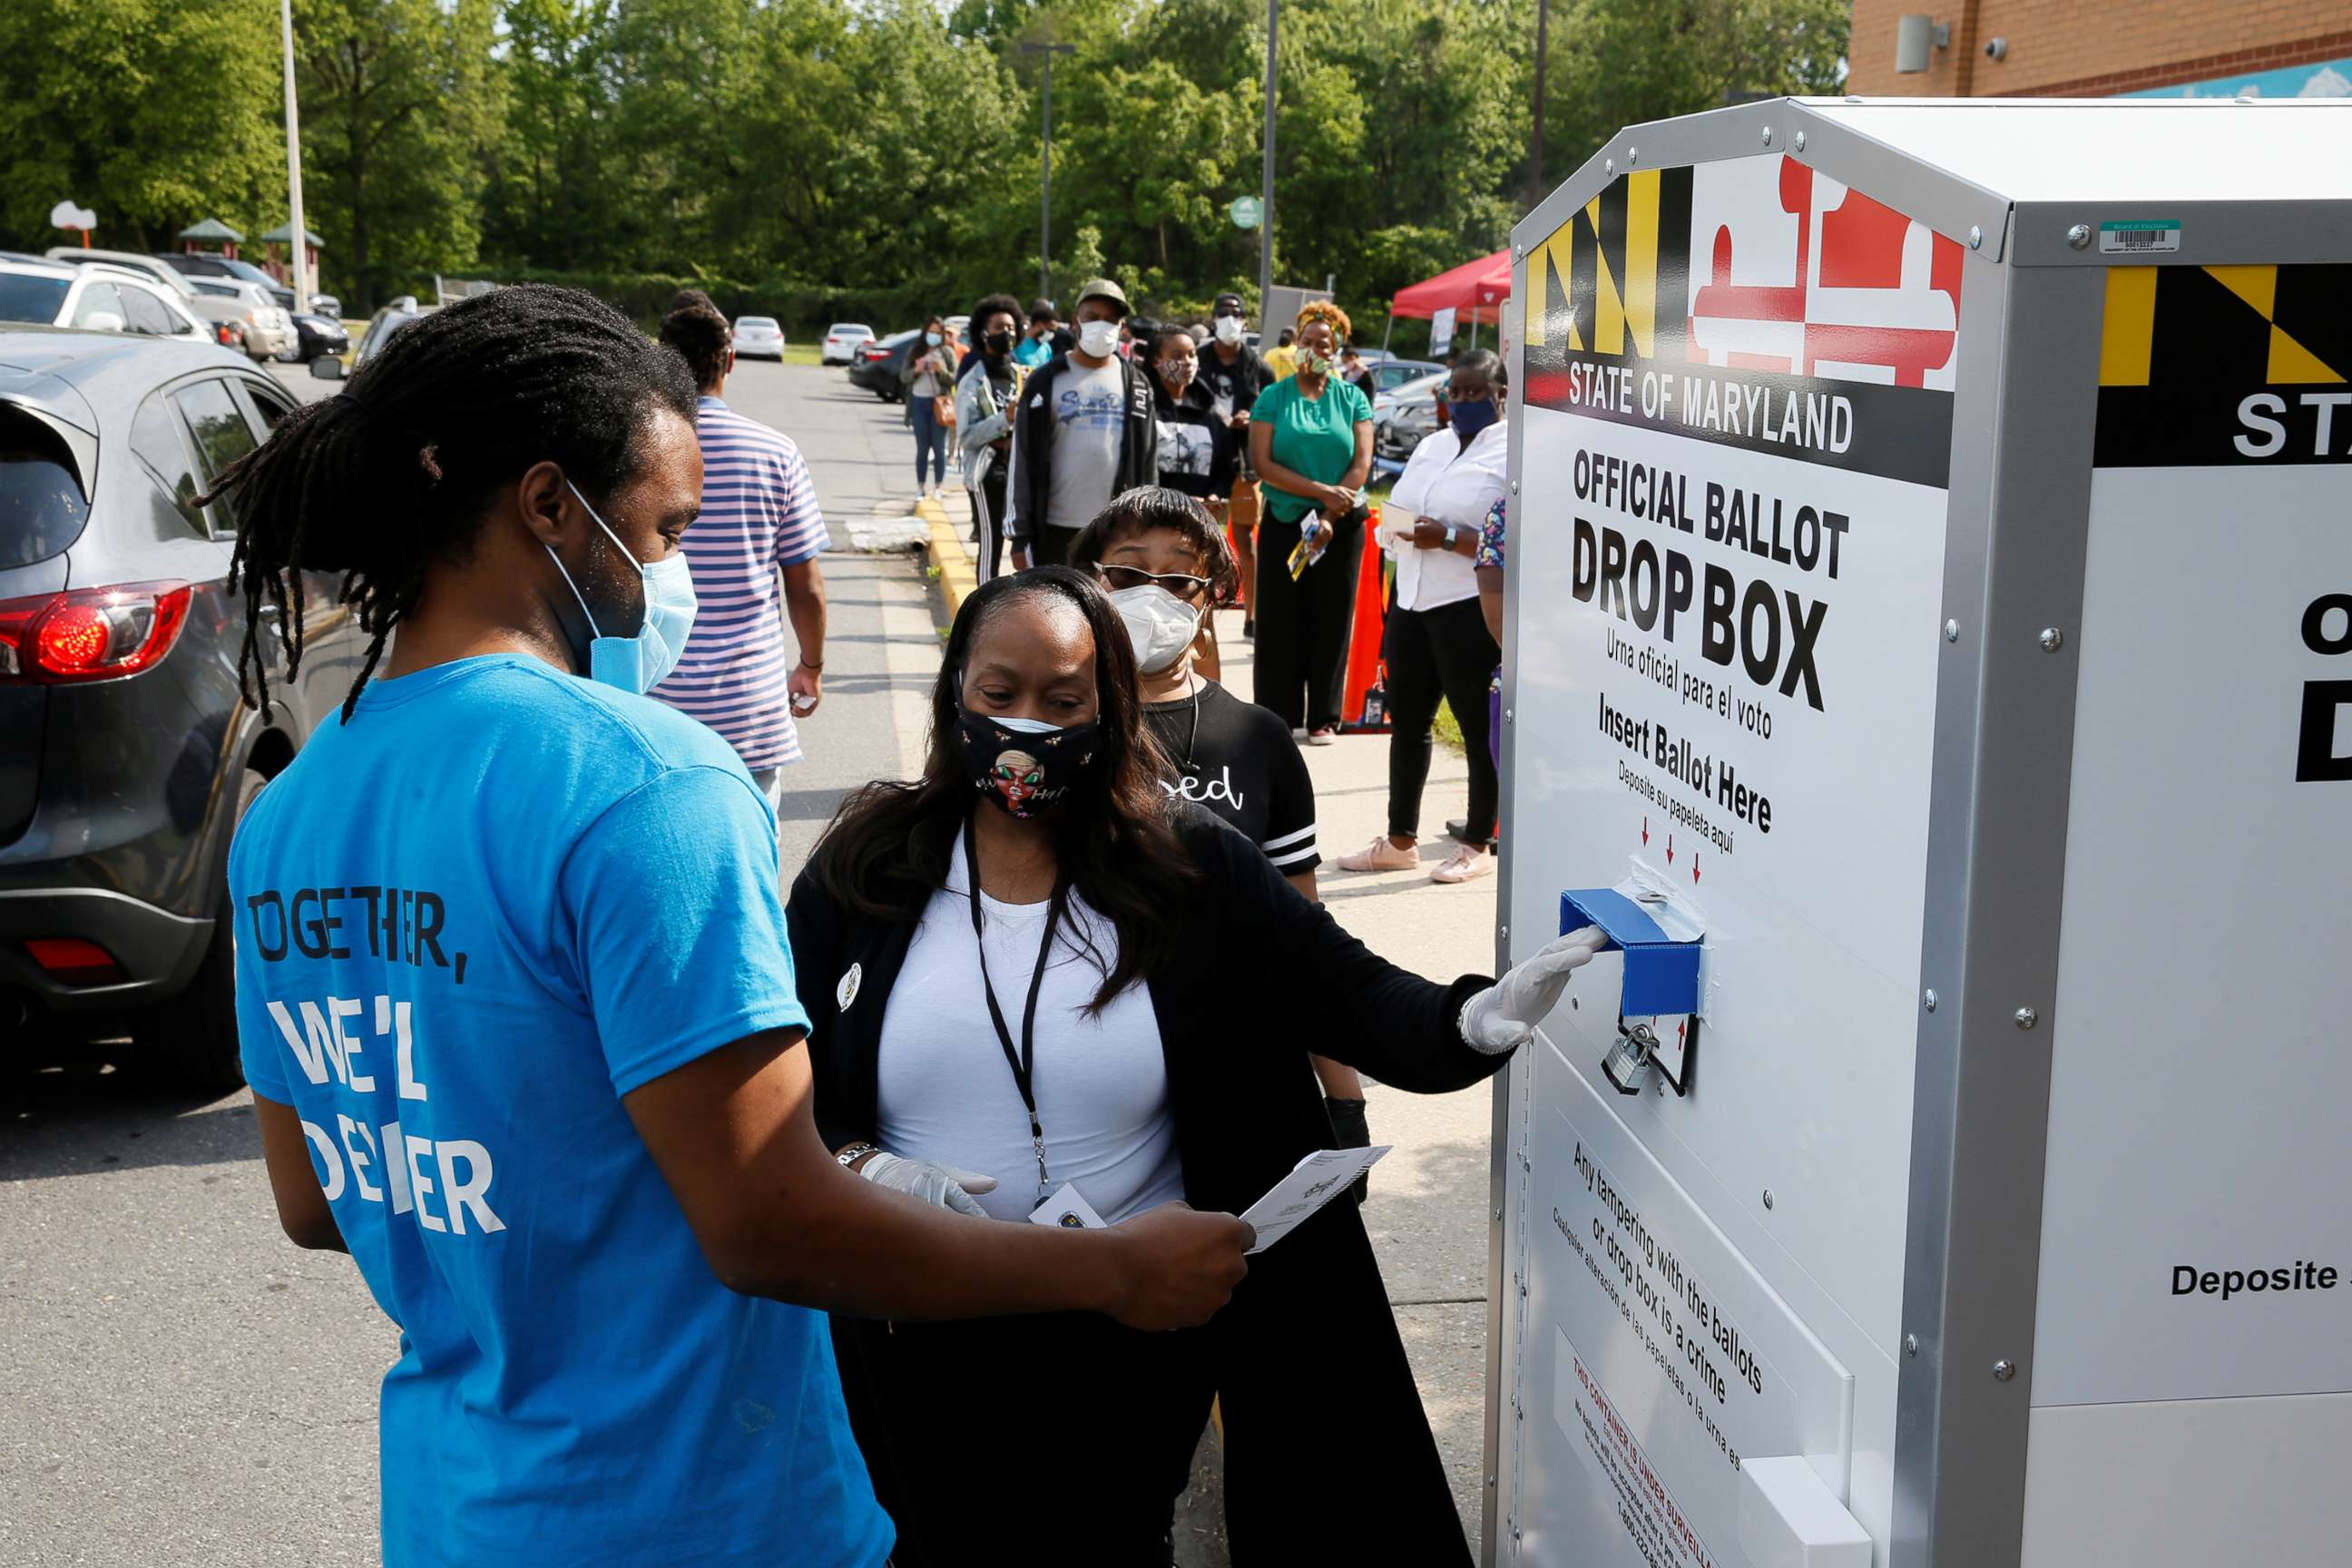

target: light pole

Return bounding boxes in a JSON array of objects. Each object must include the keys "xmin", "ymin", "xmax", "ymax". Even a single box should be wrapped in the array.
[
  {"xmin": 1259, "ymin": 1, "xmax": 1277, "ymax": 315},
  {"xmin": 1020, "ymin": 42, "xmax": 1075, "ymax": 303},
  {"xmin": 279, "ymin": 0, "xmax": 309, "ymax": 315}
]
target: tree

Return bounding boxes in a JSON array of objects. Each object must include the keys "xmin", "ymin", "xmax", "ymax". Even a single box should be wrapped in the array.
[
  {"xmin": 298, "ymin": 0, "xmax": 501, "ymax": 311},
  {"xmin": 0, "ymin": 0, "xmax": 279, "ymax": 252}
]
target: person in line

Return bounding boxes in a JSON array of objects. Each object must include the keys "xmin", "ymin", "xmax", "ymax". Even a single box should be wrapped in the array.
[
  {"xmin": 1339, "ymin": 347, "xmax": 1377, "ymax": 398},
  {"xmin": 650, "ymin": 300, "xmax": 828, "ymax": 807},
  {"xmin": 1013, "ymin": 298, "xmax": 1064, "ymax": 368},
  {"xmin": 211, "ymin": 286, "xmax": 1255, "ymax": 1568},
  {"xmin": 1262, "ymin": 325, "xmax": 1299, "ymax": 379},
  {"xmin": 1005, "ymin": 277, "xmax": 1157, "ymax": 570},
  {"xmin": 1195, "ymin": 291, "xmax": 1271, "ymax": 641},
  {"xmin": 787, "ymin": 564, "xmax": 1605, "ymax": 1565},
  {"xmin": 953, "ymin": 293, "xmax": 1026, "ymax": 583},
  {"xmin": 1340, "ymin": 350, "xmax": 1508, "ymax": 883},
  {"xmin": 902, "ymin": 315, "xmax": 959, "ymax": 500},
  {"xmin": 1069, "ymin": 487, "xmax": 1376, "ymax": 1189},
  {"xmin": 1141, "ymin": 323, "xmax": 1235, "ymax": 681},
  {"xmin": 1248, "ymin": 300, "xmax": 1373, "ymax": 744}
]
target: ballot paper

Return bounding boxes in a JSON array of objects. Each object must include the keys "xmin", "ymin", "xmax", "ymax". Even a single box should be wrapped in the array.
[{"xmin": 1240, "ymin": 1146, "xmax": 1392, "ymax": 1253}]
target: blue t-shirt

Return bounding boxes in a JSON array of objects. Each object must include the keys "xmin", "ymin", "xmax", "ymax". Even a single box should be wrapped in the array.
[{"xmin": 231, "ymin": 653, "xmax": 891, "ymax": 1568}]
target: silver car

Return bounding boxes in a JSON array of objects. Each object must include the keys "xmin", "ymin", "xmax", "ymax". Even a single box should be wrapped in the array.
[
  {"xmin": 0, "ymin": 260, "xmax": 211, "ymax": 347},
  {"xmin": 182, "ymin": 278, "xmax": 295, "ymax": 361},
  {"xmin": 734, "ymin": 315, "xmax": 786, "ymax": 359}
]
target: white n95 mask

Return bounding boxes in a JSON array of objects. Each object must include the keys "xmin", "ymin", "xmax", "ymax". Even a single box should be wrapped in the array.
[
  {"xmin": 1214, "ymin": 316, "xmax": 1243, "ymax": 346},
  {"xmin": 546, "ymin": 479, "xmax": 699, "ymax": 694},
  {"xmin": 1077, "ymin": 318, "xmax": 1122, "ymax": 358},
  {"xmin": 1110, "ymin": 583, "xmax": 1204, "ymax": 675}
]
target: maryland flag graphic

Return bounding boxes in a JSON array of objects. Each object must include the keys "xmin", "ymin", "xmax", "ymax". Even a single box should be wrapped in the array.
[
  {"xmin": 2094, "ymin": 263, "xmax": 2352, "ymax": 466},
  {"xmin": 1523, "ymin": 154, "xmax": 1965, "ymax": 488}
]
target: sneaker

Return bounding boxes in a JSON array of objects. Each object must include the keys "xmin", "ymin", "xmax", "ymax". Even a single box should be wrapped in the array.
[
  {"xmin": 1305, "ymin": 727, "xmax": 1338, "ymax": 746},
  {"xmin": 1432, "ymin": 845, "xmax": 1496, "ymax": 884},
  {"xmin": 1338, "ymin": 836, "xmax": 1419, "ymax": 872}
]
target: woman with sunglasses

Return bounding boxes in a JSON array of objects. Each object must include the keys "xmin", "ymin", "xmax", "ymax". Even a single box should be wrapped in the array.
[
  {"xmin": 1068, "ymin": 491, "xmax": 1376, "ymax": 1174},
  {"xmin": 1339, "ymin": 349, "xmax": 1509, "ymax": 885},
  {"xmin": 786, "ymin": 563, "xmax": 1607, "ymax": 1564}
]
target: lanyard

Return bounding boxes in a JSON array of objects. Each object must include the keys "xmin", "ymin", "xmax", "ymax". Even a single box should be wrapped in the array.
[{"xmin": 962, "ymin": 815, "xmax": 1070, "ymax": 1202}]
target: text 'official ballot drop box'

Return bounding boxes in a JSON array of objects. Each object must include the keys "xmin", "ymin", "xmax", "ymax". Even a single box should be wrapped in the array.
[{"xmin": 1485, "ymin": 97, "xmax": 2352, "ymax": 1568}]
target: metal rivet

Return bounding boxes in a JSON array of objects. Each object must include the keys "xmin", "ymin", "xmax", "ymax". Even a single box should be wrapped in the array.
[
  {"xmin": 1794, "ymin": 131, "xmax": 1807, "ymax": 152},
  {"xmin": 1486, "ymin": 1473, "xmax": 1498, "ymax": 1489},
  {"xmin": 1904, "ymin": 1333, "xmax": 1920, "ymax": 1358},
  {"xmin": 1504, "ymin": 708, "xmax": 1514, "ymax": 723},
  {"xmin": 1511, "ymin": 478, "xmax": 1520, "ymax": 494},
  {"xmin": 1570, "ymin": 995, "xmax": 1579, "ymax": 1010},
  {"xmin": 1944, "ymin": 619, "xmax": 1960, "ymax": 642},
  {"xmin": 1760, "ymin": 126, "xmax": 1774, "ymax": 146},
  {"xmin": 2066, "ymin": 222, "xmax": 2092, "ymax": 250},
  {"xmin": 1493, "ymin": 1208, "xmax": 1504, "ymax": 1222},
  {"xmin": 1519, "ymin": 1279, "xmax": 1528, "ymax": 1298},
  {"xmin": 1993, "ymin": 1359, "xmax": 2017, "ymax": 1382},
  {"xmin": 1499, "ymin": 925, "xmax": 1510, "ymax": 940},
  {"xmin": 1605, "ymin": 158, "xmax": 1614, "ymax": 175},
  {"xmin": 2039, "ymin": 627, "xmax": 2064, "ymax": 652},
  {"xmin": 2014, "ymin": 1006, "xmax": 2039, "ymax": 1030},
  {"xmin": 1969, "ymin": 225, "xmax": 1984, "ymax": 250},
  {"xmin": 1761, "ymin": 1190, "xmax": 1775, "ymax": 1210},
  {"xmin": 1626, "ymin": 145, "xmax": 1637, "ymax": 163},
  {"xmin": 1923, "ymin": 989, "xmax": 1938, "ymax": 1013}
]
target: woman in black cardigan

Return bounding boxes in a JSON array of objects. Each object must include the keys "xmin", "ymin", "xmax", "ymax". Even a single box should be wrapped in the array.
[{"xmin": 786, "ymin": 566, "xmax": 1603, "ymax": 1565}]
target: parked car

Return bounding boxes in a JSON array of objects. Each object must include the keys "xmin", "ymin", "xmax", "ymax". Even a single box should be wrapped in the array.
[
  {"xmin": 1367, "ymin": 356, "xmax": 1446, "ymax": 396},
  {"xmin": 152, "ymin": 251, "xmax": 297, "ymax": 313},
  {"xmin": 43, "ymin": 249, "xmax": 200, "ymax": 302},
  {"xmin": 354, "ymin": 298, "xmax": 435, "ymax": 366},
  {"xmin": 284, "ymin": 313, "xmax": 349, "ymax": 364},
  {"xmin": 306, "ymin": 293, "xmax": 342, "ymax": 318},
  {"xmin": 0, "ymin": 260, "xmax": 211, "ymax": 347},
  {"xmin": 821, "ymin": 322, "xmax": 875, "ymax": 365},
  {"xmin": 733, "ymin": 315, "xmax": 786, "ymax": 359},
  {"xmin": 846, "ymin": 328, "xmax": 921, "ymax": 401},
  {"xmin": 1374, "ymin": 370, "xmax": 1448, "ymax": 466},
  {"xmin": 181, "ymin": 279, "xmax": 296, "ymax": 361},
  {"xmin": 0, "ymin": 329, "xmax": 372, "ymax": 1083}
]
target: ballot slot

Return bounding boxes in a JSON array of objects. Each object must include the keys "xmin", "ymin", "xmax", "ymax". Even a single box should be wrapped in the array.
[{"xmin": 1561, "ymin": 884, "xmax": 1706, "ymax": 1097}]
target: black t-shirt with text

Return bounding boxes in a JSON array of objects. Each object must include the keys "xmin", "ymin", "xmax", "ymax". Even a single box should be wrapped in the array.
[{"xmin": 1142, "ymin": 678, "xmax": 1319, "ymax": 875}]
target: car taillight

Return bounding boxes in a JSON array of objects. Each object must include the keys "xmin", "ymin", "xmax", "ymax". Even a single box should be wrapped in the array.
[
  {"xmin": 24, "ymin": 938, "xmax": 126, "ymax": 987},
  {"xmin": 0, "ymin": 581, "xmax": 192, "ymax": 684}
]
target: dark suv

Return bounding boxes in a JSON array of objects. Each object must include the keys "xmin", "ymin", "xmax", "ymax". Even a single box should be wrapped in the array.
[{"xmin": 0, "ymin": 328, "xmax": 365, "ymax": 1083}]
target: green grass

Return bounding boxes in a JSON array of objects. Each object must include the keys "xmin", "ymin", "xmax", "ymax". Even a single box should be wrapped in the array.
[
  {"xmin": 776, "ymin": 341, "xmax": 823, "ymax": 367},
  {"xmin": 1433, "ymin": 700, "xmax": 1464, "ymax": 754}
]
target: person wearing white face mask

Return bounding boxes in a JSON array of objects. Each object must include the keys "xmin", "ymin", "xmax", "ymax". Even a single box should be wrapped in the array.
[
  {"xmin": 1195, "ymin": 292, "xmax": 1272, "ymax": 639},
  {"xmin": 1004, "ymin": 277, "xmax": 1160, "ymax": 570}
]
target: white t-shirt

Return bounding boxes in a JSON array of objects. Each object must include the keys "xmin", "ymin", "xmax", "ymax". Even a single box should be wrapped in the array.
[
  {"xmin": 1044, "ymin": 358, "xmax": 1127, "ymax": 534},
  {"xmin": 1383, "ymin": 420, "xmax": 1508, "ymax": 612},
  {"xmin": 875, "ymin": 838, "xmax": 1182, "ymax": 1223}
]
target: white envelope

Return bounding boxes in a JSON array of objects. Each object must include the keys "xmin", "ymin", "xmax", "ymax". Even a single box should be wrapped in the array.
[{"xmin": 1240, "ymin": 1146, "xmax": 1391, "ymax": 1253}]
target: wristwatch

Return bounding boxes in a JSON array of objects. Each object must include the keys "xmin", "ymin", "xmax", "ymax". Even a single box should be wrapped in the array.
[{"xmin": 835, "ymin": 1142, "xmax": 882, "ymax": 1170}]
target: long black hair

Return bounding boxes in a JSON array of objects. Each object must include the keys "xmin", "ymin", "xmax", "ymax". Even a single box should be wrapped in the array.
[
  {"xmin": 808, "ymin": 566, "xmax": 1200, "ymax": 1013},
  {"xmin": 197, "ymin": 284, "xmax": 698, "ymax": 719}
]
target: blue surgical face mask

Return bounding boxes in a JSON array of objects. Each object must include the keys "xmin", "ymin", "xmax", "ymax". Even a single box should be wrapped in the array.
[
  {"xmin": 1449, "ymin": 395, "xmax": 1500, "ymax": 444},
  {"xmin": 925, "ymin": 331, "xmax": 943, "ymax": 347},
  {"xmin": 544, "ymin": 479, "xmax": 697, "ymax": 694}
]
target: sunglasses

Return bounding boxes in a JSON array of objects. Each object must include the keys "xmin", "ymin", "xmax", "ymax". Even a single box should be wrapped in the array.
[{"xmin": 1099, "ymin": 564, "xmax": 1213, "ymax": 600}]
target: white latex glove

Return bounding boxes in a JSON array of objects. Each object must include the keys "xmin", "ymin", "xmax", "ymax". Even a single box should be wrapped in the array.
[
  {"xmin": 1458, "ymin": 926, "xmax": 1608, "ymax": 1054},
  {"xmin": 858, "ymin": 1152, "xmax": 1000, "ymax": 1219}
]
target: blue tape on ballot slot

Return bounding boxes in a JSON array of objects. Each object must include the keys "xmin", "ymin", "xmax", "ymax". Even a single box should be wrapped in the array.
[{"xmin": 1559, "ymin": 888, "xmax": 1703, "ymax": 1018}]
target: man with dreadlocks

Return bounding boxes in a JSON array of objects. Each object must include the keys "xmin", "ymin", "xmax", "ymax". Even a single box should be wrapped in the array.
[{"xmin": 209, "ymin": 284, "xmax": 1253, "ymax": 1567}]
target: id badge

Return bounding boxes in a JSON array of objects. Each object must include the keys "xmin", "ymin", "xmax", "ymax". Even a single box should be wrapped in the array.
[{"xmin": 1028, "ymin": 1182, "xmax": 1107, "ymax": 1230}]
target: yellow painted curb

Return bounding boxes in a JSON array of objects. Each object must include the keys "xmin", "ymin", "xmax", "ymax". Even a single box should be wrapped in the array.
[{"xmin": 919, "ymin": 497, "xmax": 978, "ymax": 621}]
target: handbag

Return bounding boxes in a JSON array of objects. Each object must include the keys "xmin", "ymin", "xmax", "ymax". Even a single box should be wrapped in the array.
[{"xmin": 935, "ymin": 392, "xmax": 956, "ymax": 426}]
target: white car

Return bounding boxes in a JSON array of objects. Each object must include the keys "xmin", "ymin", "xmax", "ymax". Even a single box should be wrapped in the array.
[
  {"xmin": 821, "ymin": 322, "xmax": 874, "ymax": 365},
  {"xmin": 733, "ymin": 315, "xmax": 786, "ymax": 359},
  {"xmin": 181, "ymin": 278, "xmax": 297, "ymax": 361},
  {"xmin": 0, "ymin": 260, "xmax": 211, "ymax": 346}
]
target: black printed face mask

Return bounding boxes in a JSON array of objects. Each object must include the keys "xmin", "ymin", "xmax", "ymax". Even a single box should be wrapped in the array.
[{"xmin": 953, "ymin": 705, "xmax": 1100, "ymax": 818}]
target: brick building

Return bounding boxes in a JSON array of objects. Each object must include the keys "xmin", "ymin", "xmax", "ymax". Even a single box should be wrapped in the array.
[{"xmin": 1847, "ymin": 1, "xmax": 2352, "ymax": 99}]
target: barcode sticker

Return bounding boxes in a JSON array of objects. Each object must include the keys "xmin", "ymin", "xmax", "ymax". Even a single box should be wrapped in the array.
[{"xmin": 2100, "ymin": 219, "xmax": 2182, "ymax": 255}]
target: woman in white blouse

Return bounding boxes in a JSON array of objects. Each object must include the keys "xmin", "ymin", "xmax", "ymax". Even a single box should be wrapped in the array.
[{"xmin": 1337, "ymin": 350, "xmax": 1509, "ymax": 884}]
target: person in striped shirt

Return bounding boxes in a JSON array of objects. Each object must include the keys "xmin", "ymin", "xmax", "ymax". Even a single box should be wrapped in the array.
[{"xmin": 652, "ymin": 302, "xmax": 828, "ymax": 806}]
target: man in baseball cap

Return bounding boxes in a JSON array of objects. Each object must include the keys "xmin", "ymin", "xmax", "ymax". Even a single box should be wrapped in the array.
[{"xmin": 1005, "ymin": 277, "xmax": 1160, "ymax": 568}]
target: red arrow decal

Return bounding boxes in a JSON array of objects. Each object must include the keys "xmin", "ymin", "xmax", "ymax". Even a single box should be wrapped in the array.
[
  {"xmin": 1666, "ymin": 833, "xmax": 1675, "ymax": 864},
  {"xmin": 1691, "ymin": 855, "xmax": 1701, "ymax": 885},
  {"xmin": 1676, "ymin": 1020, "xmax": 1687, "ymax": 1043},
  {"xmin": 1641, "ymin": 816, "xmax": 1649, "ymax": 846}
]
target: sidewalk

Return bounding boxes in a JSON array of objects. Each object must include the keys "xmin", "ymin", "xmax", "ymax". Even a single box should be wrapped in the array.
[{"xmin": 927, "ymin": 496, "xmax": 1500, "ymax": 1553}]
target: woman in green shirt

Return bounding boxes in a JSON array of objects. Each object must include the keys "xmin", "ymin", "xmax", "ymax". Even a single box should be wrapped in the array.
[{"xmin": 1247, "ymin": 300, "xmax": 1373, "ymax": 744}]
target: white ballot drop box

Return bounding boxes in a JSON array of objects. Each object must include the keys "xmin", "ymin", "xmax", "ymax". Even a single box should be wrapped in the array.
[{"xmin": 1485, "ymin": 96, "xmax": 2352, "ymax": 1568}]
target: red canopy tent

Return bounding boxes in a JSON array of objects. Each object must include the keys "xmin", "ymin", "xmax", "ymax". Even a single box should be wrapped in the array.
[{"xmin": 1387, "ymin": 247, "xmax": 1513, "ymax": 350}]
